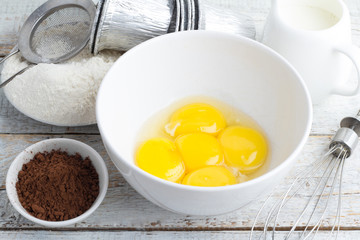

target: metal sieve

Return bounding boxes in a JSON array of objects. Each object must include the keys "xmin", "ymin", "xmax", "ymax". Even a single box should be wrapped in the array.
[{"xmin": 0, "ymin": 0, "xmax": 96, "ymax": 88}]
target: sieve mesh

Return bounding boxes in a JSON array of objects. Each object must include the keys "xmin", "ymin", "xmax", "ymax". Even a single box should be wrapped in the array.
[{"xmin": 31, "ymin": 7, "xmax": 91, "ymax": 61}]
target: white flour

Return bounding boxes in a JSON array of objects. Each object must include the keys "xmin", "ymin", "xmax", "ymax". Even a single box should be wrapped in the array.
[{"xmin": 2, "ymin": 49, "xmax": 121, "ymax": 126}]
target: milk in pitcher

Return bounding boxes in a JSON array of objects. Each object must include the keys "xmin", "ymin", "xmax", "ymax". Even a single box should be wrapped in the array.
[
  {"xmin": 280, "ymin": 5, "xmax": 339, "ymax": 30},
  {"xmin": 262, "ymin": 0, "xmax": 360, "ymax": 104}
]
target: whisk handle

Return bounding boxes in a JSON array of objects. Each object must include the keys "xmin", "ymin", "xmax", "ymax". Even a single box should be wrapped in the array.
[
  {"xmin": 0, "ymin": 64, "xmax": 35, "ymax": 88},
  {"xmin": 340, "ymin": 115, "xmax": 360, "ymax": 137}
]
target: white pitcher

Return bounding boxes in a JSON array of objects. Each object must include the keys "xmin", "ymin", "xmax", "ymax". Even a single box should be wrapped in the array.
[{"xmin": 262, "ymin": 0, "xmax": 360, "ymax": 104}]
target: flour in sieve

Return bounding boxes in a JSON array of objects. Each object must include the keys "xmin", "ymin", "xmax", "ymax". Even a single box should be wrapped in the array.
[{"xmin": 2, "ymin": 49, "xmax": 121, "ymax": 126}]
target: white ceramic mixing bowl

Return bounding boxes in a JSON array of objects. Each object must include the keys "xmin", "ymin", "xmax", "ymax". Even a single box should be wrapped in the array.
[{"xmin": 96, "ymin": 31, "xmax": 312, "ymax": 215}]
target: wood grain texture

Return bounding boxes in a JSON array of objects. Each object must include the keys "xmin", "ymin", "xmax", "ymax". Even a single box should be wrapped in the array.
[
  {"xmin": 1, "ymin": 134, "xmax": 360, "ymax": 231},
  {"xmin": 0, "ymin": 0, "xmax": 359, "ymax": 134},
  {"xmin": 0, "ymin": 0, "xmax": 99, "ymax": 55},
  {"xmin": 2, "ymin": 230, "xmax": 360, "ymax": 240},
  {"xmin": 1, "ymin": 0, "xmax": 360, "ymax": 239},
  {"xmin": 0, "ymin": 0, "xmax": 47, "ymax": 55},
  {"xmin": 0, "ymin": 90, "xmax": 99, "ymax": 134},
  {"xmin": 0, "ymin": 0, "xmax": 359, "ymax": 54},
  {"xmin": 2, "ymin": 88, "xmax": 360, "ymax": 135}
]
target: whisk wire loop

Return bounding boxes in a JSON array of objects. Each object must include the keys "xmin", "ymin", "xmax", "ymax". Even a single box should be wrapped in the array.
[
  {"xmin": 331, "ymin": 155, "xmax": 346, "ymax": 239},
  {"xmin": 250, "ymin": 146, "xmax": 337, "ymax": 240},
  {"xmin": 284, "ymin": 152, "xmax": 338, "ymax": 239},
  {"xmin": 249, "ymin": 111, "xmax": 360, "ymax": 240},
  {"xmin": 272, "ymin": 152, "xmax": 334, "ymax": 238},
  {"xmin": 301, "ymin": 149, "xmax": 346, "ymax": 240},
  {"xmin": 295, "ymin": 156, "xmax": 338, "ymax": 239}
]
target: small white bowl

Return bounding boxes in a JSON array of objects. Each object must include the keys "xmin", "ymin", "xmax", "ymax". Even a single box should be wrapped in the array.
[
  {"xmin": 97, "ymin": 31, "xmax": 313, "ymax": 215},
  {"xmin": 6, "ymin": 138, "xmax": 109, "ymax": 227}
]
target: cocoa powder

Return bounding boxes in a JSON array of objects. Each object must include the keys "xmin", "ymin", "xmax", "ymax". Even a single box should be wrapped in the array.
[{"xmin": 16, "ymin": 149, "xmax": 99, "ymax": 221}]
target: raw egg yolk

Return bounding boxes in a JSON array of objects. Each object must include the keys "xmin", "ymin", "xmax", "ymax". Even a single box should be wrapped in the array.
[
  {"xmin": 182, "ymin": 166, "xmax": 237, "ymax": 187},
  {"xmin": 175, "ymin": 133, "xmax": 223, "ymax": 172},
  {"xmin": 218, "ymin": 126, "xmax": 267, "ymax": 173},
  {"xmin": 165, "ymin": 103, "xmax": 226, "ymax": 137},
  {"xmin": 136, "ymin": 138, "xmax": 185, "ymax": 183}
]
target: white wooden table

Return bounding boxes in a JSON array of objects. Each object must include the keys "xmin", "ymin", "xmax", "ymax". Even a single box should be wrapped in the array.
[{"xmin": 1, "ymin": 0, "xmax": 360, "ymax": 239}]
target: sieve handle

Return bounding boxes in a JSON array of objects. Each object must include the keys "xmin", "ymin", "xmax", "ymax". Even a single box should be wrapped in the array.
[
  {"xmin": 0, "ymin": 48, "xmax": 19, "ymax": 65},
  {"xmin": 0, "ymin": 64, "xmax": 35, "ymax": 88}
]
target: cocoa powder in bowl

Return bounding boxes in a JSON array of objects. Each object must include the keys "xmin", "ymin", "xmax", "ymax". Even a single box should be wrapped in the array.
[{"xmin": 16, "ymin": 149, "xmax": 99, "ymax": 221}]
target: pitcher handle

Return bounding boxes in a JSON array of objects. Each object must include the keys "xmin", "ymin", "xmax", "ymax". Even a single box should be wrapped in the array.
[{"xmin": 332, "ymin": 44, "xmax": 360, "ymax": 96}]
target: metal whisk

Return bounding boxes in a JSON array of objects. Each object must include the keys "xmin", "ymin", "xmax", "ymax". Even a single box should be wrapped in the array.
[{"xmin": 250, "ymin": 111, "xmax": 360, "ymax": 240}]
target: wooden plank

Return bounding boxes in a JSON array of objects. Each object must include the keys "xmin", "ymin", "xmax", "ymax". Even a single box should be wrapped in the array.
[
  {"xmin": 0, "ymin": 1, "xmax": 359, "ymax": 134},
  {"xmin": 0, "ymin": 0, "xmax": 99, "ymax": 56},
  {"xmin": 0, "ymin": 134, "xmax": 337, "ymax": 190},
  {"xmin": 1, "ymin": 134, "xmax": 360, "ymax": 230},
  {"xmin": 0, "ymin": 135, "xmax": 118, "ymax": 190},
  {"xmin": 0, "ymin": 91, "xmax": 99, "ymax": 134},
  {"xmin": 0, "ymin": 0, "xmax": 99, "ymax": 134},
  {"xmin": 0, "ymin": 0, "xmax": 359, "ymax": 238},
  {"xmin": 312, "ymin": 94, "xmax": 360, "ymax": 135},
  {"xmin": 4, "ymin": 186, "xmax": 360, "ymax": 230},
  {"xmin": 1, "ymin": 230, "xmax": 360, "ymax": 239},
  {"xmin": 0, "ymin": 0, "xmax": 359, "ymax": 56},
  {"xmin": 1, "ymin": 86, "xmax": 360, "ymax": 135},
  {"xmin": 0, "ymin": 0, "xmax": 47, "ymax": 55}
]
